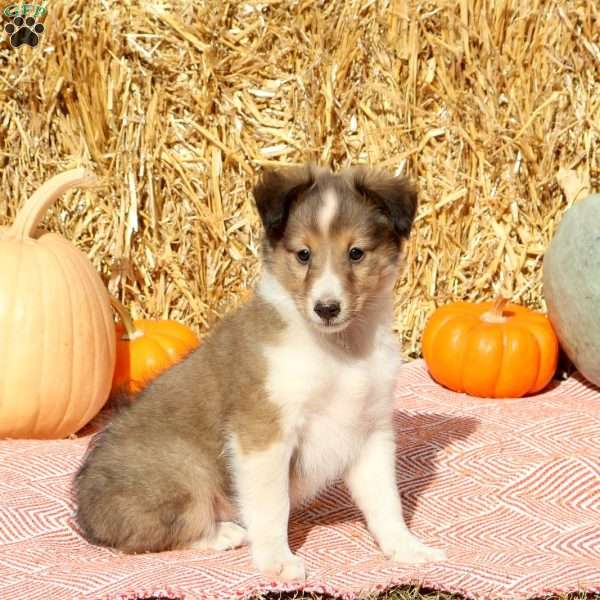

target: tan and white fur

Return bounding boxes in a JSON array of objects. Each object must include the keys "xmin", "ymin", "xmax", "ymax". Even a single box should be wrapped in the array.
[{"xmin": 75, "ymin": 164, "xmax": 445, "ymax": 579}]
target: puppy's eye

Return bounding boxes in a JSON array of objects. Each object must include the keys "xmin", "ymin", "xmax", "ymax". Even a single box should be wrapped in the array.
[
  {"xmin": 348, "ymin": 247, "xmax": 364, "ymax": 262},
  {"xmin": 296, "ymin": 248, "xmax": 311, "ymax": 264}
]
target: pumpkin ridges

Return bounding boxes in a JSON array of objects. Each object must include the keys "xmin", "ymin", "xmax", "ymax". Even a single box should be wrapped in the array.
[
  {"xmin": 50, "ymin": 239, "xmax": 82, "ymax": 436},
  {"xmin": 113, "ymin": 336, "xmax": 172, "ymax": 394},
  {"xmin": 422, "ymin": 310, "xmax": 455, "ymax": 387},
  {"xmin": 0, "ymin": 243, "xmax": 17, "ymax": 433},
  {"xmin": 67, "ymin": 239, "xmax": 114, "ymax": 432},
  {"xmin": 15, "ymin": 247, "xmax": 40, "ymax": 437},
  {"xmin": 136, "ymin": 337, "xmax": 172, "ymax": 374},
  {"xmin": 43, "ymin": 235, "xmax": 111, "ymax": 437},
  {"xmin": 115, "ymin": 337, "xmax": 162, "ymax": 390},
  {"xmin": 493, "ymin": 323, "xmax": 540, "ymax": 398},
  {"xmin": 2, "ymin": 244, "xmax": 32, "ymax": 436},
  {"xmin": 526, "ymin": 320, "xmax": 559, "ymax": 392},
  {"xmin": 422, "ymin": 306, "xmax": 467, "ymax": 365},
  {"xmin": 36, "ymin": 239, "xmax": 76, "ymax": 437},
  {"xmin": 30, "ymin": 246, "xmax": 47, "ymax": 437},
  {"xmin": 461, "ymin": 322, "xmax": 504, "ymax": 396},
  {"xmin": 85, "ymin": 244, "xmax": 118, "ymax": 418},
  {"xmin": 494, "ymin": 311, "xmax": 556, "ymax": 394},
  {"xmin": 71, "ymin": 248, "xmax": 100, "ymax": 433},
  {"xmin": 47, "ymin": 239, "xmax": 88, "ymax": 438},
  {"xmin": 146, "ymin": 331, "xmax": 196, "ymax": 363},
  {"xmin": 7, "ymin": 245, "xmax": 43, "ymax": 436},
  {"xmin": 49, "ymin": 242, "xmax": 85, "ymax": 436},
  {"xmin": 429, "ymin": 315, "xmax": 480, "ymax": 392}
]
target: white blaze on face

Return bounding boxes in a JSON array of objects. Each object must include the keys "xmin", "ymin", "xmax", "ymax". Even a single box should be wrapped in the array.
[
  {"xmin": 308, "ymin": 188, "xmax": 346, "ymax": 324},
  {"xmin": 317, "ymin": 188, "xmax": 338, "ymax": 236}
]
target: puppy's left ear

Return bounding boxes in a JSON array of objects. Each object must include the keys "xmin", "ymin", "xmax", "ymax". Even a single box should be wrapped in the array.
[{"xmin": 346, "ymin": 167, "xmax": 418, "ymax": 241}]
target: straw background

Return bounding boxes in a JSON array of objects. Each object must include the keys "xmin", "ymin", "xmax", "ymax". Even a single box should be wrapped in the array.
[{"xmin": 1, "ymin": 0, "xmax": 598, "ymax": 357}]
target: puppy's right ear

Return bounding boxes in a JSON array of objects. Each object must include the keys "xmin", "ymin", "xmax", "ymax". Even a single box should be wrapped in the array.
[{"xmin": 253, "ymin": 165, "xmax": 315, "ymax": 243}]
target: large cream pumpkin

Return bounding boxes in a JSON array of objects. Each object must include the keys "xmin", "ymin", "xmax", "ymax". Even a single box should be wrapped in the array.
[{"xmin": 0, "ymin": 169, "xmax": 116, "ymax": 439}]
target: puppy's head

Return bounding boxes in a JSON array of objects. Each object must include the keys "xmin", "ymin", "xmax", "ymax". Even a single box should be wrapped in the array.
[{"xmin": 253, "ymin": 164, "xmax": 417, "ymax": 334}]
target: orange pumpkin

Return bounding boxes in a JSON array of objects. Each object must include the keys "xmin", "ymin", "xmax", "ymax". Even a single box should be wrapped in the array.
[
  {"xmin": 0, "ymin": 169, "xmax": 116, "ymax": 439},
  {"xmin": 110, "ymin": 298, "xmax": 200, "ymax": 396},
  {"xmin": 422, "ymin": 296, "xmax": 558, "ymax": 398}
]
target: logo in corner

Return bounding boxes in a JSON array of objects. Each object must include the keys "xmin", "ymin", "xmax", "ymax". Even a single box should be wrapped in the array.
[{"xmin": 3, "ymin": 3, "xmax": 46, "ymax": 48}]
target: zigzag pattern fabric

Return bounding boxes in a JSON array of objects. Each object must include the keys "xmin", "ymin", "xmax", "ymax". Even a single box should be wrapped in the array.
[{"xmin": 0, "ymin": 360, "xmax": 599, "ymax": 599}]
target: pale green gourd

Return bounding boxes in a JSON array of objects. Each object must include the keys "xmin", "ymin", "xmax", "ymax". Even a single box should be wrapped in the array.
[{"xmin": 543, "ymin": 193, "xmax": 600, "ymax": 386}]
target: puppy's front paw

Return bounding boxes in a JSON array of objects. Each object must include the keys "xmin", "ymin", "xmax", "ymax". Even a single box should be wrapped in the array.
[
  {"xmin": 383, "ymin": 533, "xmax": 446, "ymax": 564},
  {"xmin": 254, "ymin": 550, "xmax": 306, "ymax": 581}
]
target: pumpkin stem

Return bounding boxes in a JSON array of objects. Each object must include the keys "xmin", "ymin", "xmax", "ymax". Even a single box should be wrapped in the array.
[
  {"xmin": 481, "ymin": 294, "xmax": 510, "ymax": 324},
  {"xmin": 110, "ymin": 297, "xmax": 144, "ymax": 341},
  {"xmin": 10, "ymin": 168, "xmax": 97, "ymax": 240}
]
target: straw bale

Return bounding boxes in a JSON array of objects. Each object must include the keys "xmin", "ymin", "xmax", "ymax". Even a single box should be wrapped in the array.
[{"xmin": 1, "ymin": 0, "xmax": 598, "ymax": 357}]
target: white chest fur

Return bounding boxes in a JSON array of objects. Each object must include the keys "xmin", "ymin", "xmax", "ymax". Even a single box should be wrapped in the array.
[{"xmin": 263, "ymin": 313, "xmax": 402, "ymax": 507}]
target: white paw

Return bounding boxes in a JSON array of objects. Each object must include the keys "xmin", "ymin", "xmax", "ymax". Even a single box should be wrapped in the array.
[
  {"xmin": 383, "ymin": 534, "xmax": 446, "ymax": 564},
  {"xmin": 254, "ymin": 550, "xmax": 306, "ymax": 581},
  {"xmin": 190, "ymin": 521, "xmax": 247, "ymax": 551}
]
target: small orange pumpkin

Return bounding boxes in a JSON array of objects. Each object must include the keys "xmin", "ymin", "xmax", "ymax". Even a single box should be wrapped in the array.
[
  {"xmin": 110, "ymin": 298, "xmax": 200, "ymax": 397},
  {"xmin": 422, "ymin": 296, "xmax": 558, "ymax": 398}
]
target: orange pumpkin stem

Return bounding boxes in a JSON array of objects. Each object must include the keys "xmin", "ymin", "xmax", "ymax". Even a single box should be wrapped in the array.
[
  {"xmin": 481, "ymin": 294, "xmax": 510, "ymax": 324},
  {"xmin": 9, "ymin": 169, "xmax": 97, "ymax": 240},
  {"xmin": 110, "ymin": 297, "xmax": 144, "ymax": 341}
]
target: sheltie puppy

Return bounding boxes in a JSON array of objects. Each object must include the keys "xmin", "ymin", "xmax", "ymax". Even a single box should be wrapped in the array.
[{"xmin": 75, "ymin": 164, "xmax": 445, "ymax": 579}]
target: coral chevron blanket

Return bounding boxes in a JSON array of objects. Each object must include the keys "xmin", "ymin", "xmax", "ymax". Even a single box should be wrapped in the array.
[{"xmin": 0, "ymin": 359, "xmax": 599, "ymax": 600}]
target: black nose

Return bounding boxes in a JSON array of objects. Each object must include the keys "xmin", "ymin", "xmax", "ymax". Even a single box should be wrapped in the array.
[{"xmin": 314, "ymin": 301, "xmax": 341, "ymax": 320}]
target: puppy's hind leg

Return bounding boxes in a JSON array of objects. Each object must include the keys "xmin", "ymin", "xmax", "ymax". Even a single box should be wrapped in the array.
[
  {"xmin": 189, "ymin": 521, "xmax": 247, "ymax": 551},
  {"xmin": 75, "ymin": 446, "xmax": 222, "ymax": 553}
]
